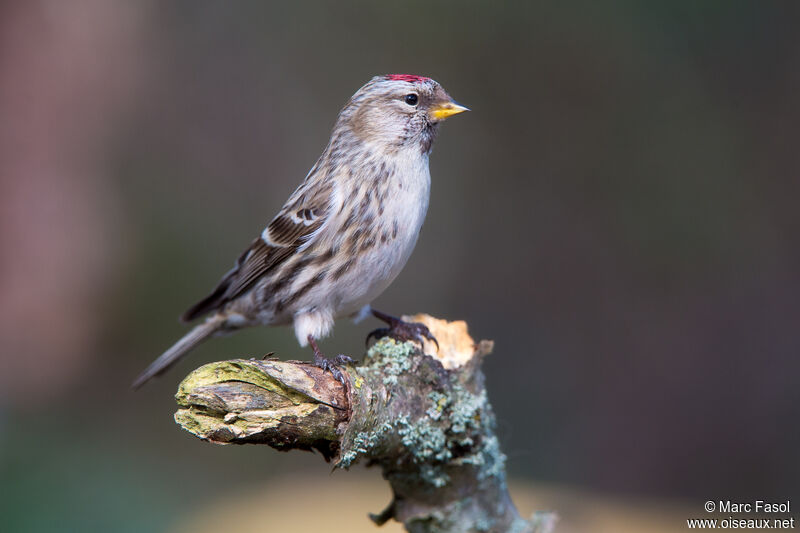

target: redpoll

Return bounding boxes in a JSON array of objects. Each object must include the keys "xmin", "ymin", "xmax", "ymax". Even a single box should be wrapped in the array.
[{"xmin": 133, "ymin": 75, "xmax": 468, "ymax": 388}]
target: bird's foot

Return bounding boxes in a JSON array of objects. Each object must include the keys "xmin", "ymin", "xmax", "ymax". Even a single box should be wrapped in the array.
[
  {"xmin": 314, "ymin": 354, "xmax": 354, "ymax": 385},
  {"xmin": 308, "ymin": 335, "xmax": 353, "ymax": 385},
  {"xmin": 367, "ymin": 310, "xmax": 439, "ymax": 350}
]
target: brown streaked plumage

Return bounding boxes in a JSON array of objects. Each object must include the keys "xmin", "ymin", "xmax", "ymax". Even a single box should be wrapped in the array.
[{"xmin": 133, "ymin": 75, "xmax": 468, "ymax": 389}]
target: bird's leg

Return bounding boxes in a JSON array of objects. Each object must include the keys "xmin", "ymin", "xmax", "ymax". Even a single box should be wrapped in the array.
[
  {"xmin": 366, "ymin": 309, "xmax": 439, "ymax": 350},
  {"xmin": 307, "ymin": 335, "xmax": 353, "ymax": 385}
]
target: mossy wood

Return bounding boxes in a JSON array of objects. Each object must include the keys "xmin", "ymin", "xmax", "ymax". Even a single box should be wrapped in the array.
[{"xmin": 174, "ymin": 314, "xmax": 556, "ymax": 533}]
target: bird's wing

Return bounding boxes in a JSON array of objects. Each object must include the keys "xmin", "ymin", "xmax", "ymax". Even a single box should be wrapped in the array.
[{"xmin": 181, "ymin": 174, "xmax": 335, "ymax": 322}]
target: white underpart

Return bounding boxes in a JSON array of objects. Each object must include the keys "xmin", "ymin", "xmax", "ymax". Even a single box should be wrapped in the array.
[
  {"xmin": 291, "ymin": 147, "xmax": 431, "ymax": 343},
  {"xmin": 293, "ymin": 307, "xmax": 334, "ymax": 346},
  {"xmin": 353, "ymin": 150, "xmax": 431, "ymax": 300}
]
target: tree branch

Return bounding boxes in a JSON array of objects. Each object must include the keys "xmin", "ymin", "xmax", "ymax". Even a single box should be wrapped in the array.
[{"xmin": 174, "ymin": 314, "xmax": 557, "ymax": 533}]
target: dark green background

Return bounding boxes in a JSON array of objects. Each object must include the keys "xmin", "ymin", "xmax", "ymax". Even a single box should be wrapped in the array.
[{"xmin": 2, "ymin": 1, "xmax": 798, "ymax": 531}]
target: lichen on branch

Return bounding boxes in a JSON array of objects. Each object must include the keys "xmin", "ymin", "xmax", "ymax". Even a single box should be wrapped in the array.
[{"xmin": 173, "ymin": 315, "xmax": 555, "ymax": 533}]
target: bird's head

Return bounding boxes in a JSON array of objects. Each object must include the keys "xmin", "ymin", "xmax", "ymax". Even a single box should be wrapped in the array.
[{"xmin": 335, "ymin": 74, "xmax": 468, "ymax": 154}]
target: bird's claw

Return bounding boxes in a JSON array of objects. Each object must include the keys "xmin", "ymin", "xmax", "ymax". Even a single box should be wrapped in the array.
[
  {"xmin": 313, "ymin": 353, "xmax": 353, "ymax": 385},
  {"xmin": 333, "ymin": 354, "xmax": 355, "ymax": 366},
  {"xmin": 307, "ymin": 335, "xmax": 353, "ymax": 385},
  {"xmin": 366, "ymin": 327, "xmax": 391, "ymax": 346},
  {"xmin": 366, "ymin": 319, "xmax": 439, "ymax": 351}
]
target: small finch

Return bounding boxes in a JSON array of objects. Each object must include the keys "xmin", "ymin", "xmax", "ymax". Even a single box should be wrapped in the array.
[{"xmin": 133, "ymin": 75, "xmax": 468, "ymax": 388}]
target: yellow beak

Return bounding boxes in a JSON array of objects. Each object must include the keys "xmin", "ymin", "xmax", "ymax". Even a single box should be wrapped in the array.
[{"xmin": 429, "ymin": 101, "xmax": 470, "ymax": 121}]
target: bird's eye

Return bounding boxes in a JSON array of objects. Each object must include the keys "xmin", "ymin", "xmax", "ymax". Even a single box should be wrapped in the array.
[{"xmin": 404, "ymin": 93, "xmax": 418, "ymax": 106}]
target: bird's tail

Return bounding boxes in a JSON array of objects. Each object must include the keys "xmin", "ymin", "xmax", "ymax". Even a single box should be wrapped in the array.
[{"xmin": 132, "ymin": 314, "xmax": 227, "ymax": 390}]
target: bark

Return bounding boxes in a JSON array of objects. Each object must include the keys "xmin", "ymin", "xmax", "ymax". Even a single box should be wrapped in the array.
[{"xmin": 174, "ymin": 314, "xmax": 557, "ymax": 533}]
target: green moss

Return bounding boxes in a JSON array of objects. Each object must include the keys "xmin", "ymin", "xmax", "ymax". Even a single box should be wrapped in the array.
[
  {"xmin": 426, "ymin": 391, "xmax": 449, "ymax": 420},
  {"xmin": 342, "ymin": 337, "xmax": 509, "ymax": 493},
  {"xmin": 338, "ymin": 421, "xmax": 394, "ymax": 468},
  {"xmin": 366, "ymin": 338, "xmax": 417, "ymax": 360},
  {"xmin": 364, "ymin": 338, "xmax": 416, "ymax": 386},
  {"xmin": 448, "ymin": 389, "xmax": 481, "ymax": 433},
  {"xmin": 175, "ymin": 360, "xmax": 309, "ymax": 407},
  {"xmin": 474, "ymin": 516, "xmax": 493, "ymax": 531},
  {"xmin": 419, "ymin": 464, "xmax": 450, "ymax": 488}
]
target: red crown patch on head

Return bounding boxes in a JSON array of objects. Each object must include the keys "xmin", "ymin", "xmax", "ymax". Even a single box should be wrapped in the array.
[{"xmin": 386, "ymin": 74, "xmax": 431, "ymax": 83}]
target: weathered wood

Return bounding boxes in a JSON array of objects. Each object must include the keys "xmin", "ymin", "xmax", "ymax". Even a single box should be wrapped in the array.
[{"xmin": 174, "ymin": 315, "xmax": 557, "ymax": 533}]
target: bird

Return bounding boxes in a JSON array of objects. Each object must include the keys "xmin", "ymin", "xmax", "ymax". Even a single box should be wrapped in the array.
[{"xmin": 133, "ymin": 74, "xmax": 468, "ymax": 389}]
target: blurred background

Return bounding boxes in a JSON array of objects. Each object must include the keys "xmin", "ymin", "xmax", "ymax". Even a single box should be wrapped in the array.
[{"xmin": 1, "ymin": 1, "xmax": 798, "ymax": 531}]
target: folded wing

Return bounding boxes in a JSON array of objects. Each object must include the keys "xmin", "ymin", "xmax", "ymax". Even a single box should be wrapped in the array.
[{"xmin": 182, "ymin": 176, "xmax": 334, "ymax": 322}]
